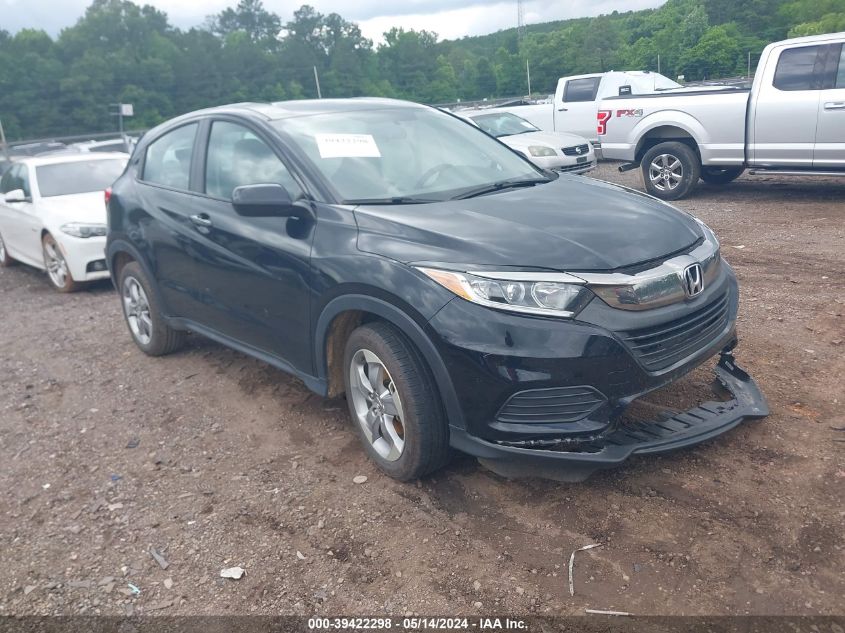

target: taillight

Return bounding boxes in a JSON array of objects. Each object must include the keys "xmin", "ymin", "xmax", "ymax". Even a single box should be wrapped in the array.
[
  {"xmin": 597, "ymin": 110, "xmax": 612, "ymax": 136},
  {"xmin": 104, "ymin": 187, "xmax": 112, "ymax": 206}
]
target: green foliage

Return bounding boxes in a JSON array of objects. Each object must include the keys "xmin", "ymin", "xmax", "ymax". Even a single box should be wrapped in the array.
[{"xmin": 0, "ymin": 0, "xmax": 841, "ymax": 139}]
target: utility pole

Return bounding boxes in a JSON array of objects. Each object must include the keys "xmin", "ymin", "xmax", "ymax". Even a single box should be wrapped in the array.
[
  {"xmin": 517, "ymin": 0, "xmax": 530, "ymax": 97},
  {"xmin": 657, "ymin": 54, "xmax": 661, "ymax": 74},
  {"xmin": 0, "ymin": 119, "xmax": 9, "ymax": 161},
  {"xmin": 313, "ymin": 66, "xmax": 322, "ymax": 99},
  {"xmin": 526, "ymin": 59, "xmax": 532, "ymax": 96},
  {"xmin": 747, "ymin": 51, "xmax": 752, "ymax": 78}
]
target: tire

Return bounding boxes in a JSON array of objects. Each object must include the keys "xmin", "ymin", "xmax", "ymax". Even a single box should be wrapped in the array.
[
  {"xmin": 119, "ymin": 261, "xmax": 185, "ymax": 356},
  {"xmin": 343, "ymin": 321, "xmax": 450, "ymax": 480},
  {"xmin": 700, "ymin": 166, "xmax": 745, "ymax": 185},
  {"xmin": 0, "ymin": 231, "xmax": 15, "ymax": 267},
  {"xmin": 42, "ymin": 233, "xmax": 80, "ymax": 293},
  {"xmin": 641, "ymin": 141, "xmax": 701, "ymax": 201}
]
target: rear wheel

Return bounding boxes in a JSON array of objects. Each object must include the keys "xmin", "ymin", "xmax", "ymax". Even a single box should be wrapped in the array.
[
  {"xmin": 42, "ymin": 233, "xmax": 80, "ymax": 292},
  {"xmin": 343, "ymin": 322, "xmax": 450, "ymax": 480},
  {"xmin": 700, "ymin": 166, "xmax": 745, "ymax": 185},
  {"xmin": 0, "ymin": 231, "xmax": 15, "ymax": 267},
  {"xmin": 119, "ymin": 261, "xmax": 185, "ymax": 356},
  {"xmin": 641, "ymin": 141, "xmax": 701, "ymax": 201}
]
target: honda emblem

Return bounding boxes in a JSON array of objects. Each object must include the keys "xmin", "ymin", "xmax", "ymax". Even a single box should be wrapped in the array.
[{"xmin": 683, "ymin": 263, "xmax": 704, "ymax": 297}]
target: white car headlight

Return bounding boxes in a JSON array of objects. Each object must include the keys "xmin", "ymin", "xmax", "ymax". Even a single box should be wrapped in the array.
[
  {"xmin": 61, "ymin": 223, "xmax": 107, "ymax": 238},
  {"xmin": 527, "ymin": 145, "xmax": 557, "ymax": 157},
  {"xmin": 417, "ymin": 268, "xmax": 592, "ymax": 318}
]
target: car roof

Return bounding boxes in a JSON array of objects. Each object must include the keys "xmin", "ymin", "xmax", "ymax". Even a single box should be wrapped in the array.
[
  {"xmin": 154, "ymin": 98, "xmax": 425, "ymax": 128},
  {"xmin": 15, "ymin": 152, "xmax": 129, "ymax": 167}
]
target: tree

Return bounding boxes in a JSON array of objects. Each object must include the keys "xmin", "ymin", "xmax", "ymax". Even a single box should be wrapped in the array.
[
  {"xmin": 210, "ymin": 0, "xmax": 280, "ymax": 46},
  {"xmin": 678, "ymin": 24, "xmax": 743, "ymax": 79}
]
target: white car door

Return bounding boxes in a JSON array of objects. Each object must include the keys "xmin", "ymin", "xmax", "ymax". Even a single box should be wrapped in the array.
[
  {"xmin": 0, "ymin": 164, "xmax": 43, "ymax": 266},
  {"xmin": 555, "ymin": 76, "xmax": 602, "ymax": 140},
  {"xmin": 814, "ymin": 43, "xmax": 845, "ymax": 169}
]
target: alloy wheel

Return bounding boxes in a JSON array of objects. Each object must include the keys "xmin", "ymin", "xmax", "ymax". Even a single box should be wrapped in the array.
[
  {"xmin": 43, "ymin": 238, "xmax": 70, "ymax": 288},
  {"xmin": 122, "ymin": 276, "xmax": 153, "ymax": 346},
  {"xmin": 348, "ymin": 348, "xmax": 406, "ymax": 462},
  {"xmin": 648, "ymin": 154, "xmax": 683, "ymax": 192}
]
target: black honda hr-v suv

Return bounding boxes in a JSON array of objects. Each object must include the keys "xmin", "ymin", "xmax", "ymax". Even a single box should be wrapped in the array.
[{"xmin": 106, "ymin": 98, "xmax": 767, "ymax": 481}]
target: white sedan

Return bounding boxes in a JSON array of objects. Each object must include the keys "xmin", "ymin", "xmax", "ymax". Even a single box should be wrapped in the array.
[
  {"xmin": 0, "ymin": 153, "xmax": 127, "ymax": 292},
  {"xmin": 462, "ymin": 111, "xmax": 596, "ymax": 174}
]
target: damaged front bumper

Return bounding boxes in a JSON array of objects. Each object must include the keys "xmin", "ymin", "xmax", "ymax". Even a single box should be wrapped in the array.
[{"xmin": 449, "ymin": 351, "xmax": 769, "ymax": 481}]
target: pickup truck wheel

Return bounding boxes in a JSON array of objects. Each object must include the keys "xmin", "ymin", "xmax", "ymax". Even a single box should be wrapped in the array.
[
  {"xmin": 119, "ymin": 261, "xmax": 186, "ymax": 356},
  {"xmin": 701, "ymin": 166, "xmax": 745, "ymax": 185},
  {"xmin": 641, "ymin": 142, "xmax": 700, "ymax": 200},
  {"xmin": 343, "ymin": 322, "xmax": 450, "ymax": 481}
]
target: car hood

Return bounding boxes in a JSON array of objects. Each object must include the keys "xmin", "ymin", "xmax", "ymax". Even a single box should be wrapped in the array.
[
  {"xmin": 39, "ymin": 192, "xmax": 107, "ymax": 226},
  {"xmin": 354, "ymin": 176, "xmax": 703, "ymax": 272},
  {"xmin": 500, "ymin": 130, "xmax": 589, "ymax": 150}
]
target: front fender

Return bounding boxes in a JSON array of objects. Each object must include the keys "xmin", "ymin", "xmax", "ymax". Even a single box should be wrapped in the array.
[{"xmin": 314, "ymin": 294, "xmax": 466, "ymax": 430}]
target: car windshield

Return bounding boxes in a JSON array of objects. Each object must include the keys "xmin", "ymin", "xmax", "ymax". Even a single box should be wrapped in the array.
[
  {"xmin": 36, "ymin": 159, "xmax": 126, "ymax": 197},
  {"xmin": 273, "ymin": 106, "xmax": 545, "ymax": 203},
  {"xmin": 469, "ymin": 112, "xmax": 540, "ymax": 138}
]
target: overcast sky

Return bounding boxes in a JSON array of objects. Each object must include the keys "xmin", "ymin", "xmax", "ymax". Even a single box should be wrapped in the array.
[{"xmin": 2, "ymin": 0, "xmax": 666, "ymax": 42}]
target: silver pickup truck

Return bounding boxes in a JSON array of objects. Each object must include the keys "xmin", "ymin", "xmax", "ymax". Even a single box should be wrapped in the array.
[{"xmin": 599, "ymin": 32, "xmax": 845, "ymax": 199}]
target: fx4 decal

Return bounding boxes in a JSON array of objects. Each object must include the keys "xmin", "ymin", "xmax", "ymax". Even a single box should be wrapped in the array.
[{"xmin": 616, "ymin": 109, "xmax": 644, "ymax": 117}]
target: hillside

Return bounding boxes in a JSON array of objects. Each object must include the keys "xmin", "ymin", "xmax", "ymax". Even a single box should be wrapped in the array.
[{"xmin": 0, "ymin": 0, "xmax": 843, "ymax": 139}]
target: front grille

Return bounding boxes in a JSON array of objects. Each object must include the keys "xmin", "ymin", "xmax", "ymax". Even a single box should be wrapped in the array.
[
  {"xmin": 555, "ymin": 162, "xmax": 594, "ymax": 173},
  {"xmin": 621, "ymin": 292, "xmax": 731, "ymax": 371},
  {"xmin": 496, "ymin": 385, "xmax": 606, "ymax": 424},
  {"xmin": 562, "ymin": 143, "xmax": 590, "ymax": 156}
]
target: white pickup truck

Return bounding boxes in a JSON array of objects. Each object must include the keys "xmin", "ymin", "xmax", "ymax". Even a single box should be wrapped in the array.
[
  {"xmin": 483, "ymin": 71, "xmax": 681, "ymax": 144},
  {"xmin": 599, "ymin": 32, "xmax": 845, "ymax": 199}
]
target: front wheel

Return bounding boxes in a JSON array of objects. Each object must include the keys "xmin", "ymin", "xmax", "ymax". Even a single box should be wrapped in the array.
[
  {"xmin": 641, "ymin": 141, "xmax": 701, "ymax": 201},
  {"xmin": 343, "ymin": 322, "xmax": 450, "ymax": 480},
  {"xmin": 0, "ymin": 231, "xmax": 16, "ymax": 267},
  {"xmin": 42, "ymin": 233, "xmax": 80, "ymax": 292},
  {"xmin": 700, "ymin": 166, "xmax": 745, "ymax": 185}
]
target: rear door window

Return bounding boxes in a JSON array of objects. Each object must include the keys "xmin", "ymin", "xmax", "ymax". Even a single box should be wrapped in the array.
[
  {"xmin": 563, "ymin": 77, "xmax": 601, "ymax": 102},
  {"xmin": 142, "ymin": 123, "xmax": 198, "ymax": 190},
  {"xmin": 773, "ymin": 45, "xmax": 823, "ymax": 91},
  {"xmin": 835, "ymin": 45, "xmax": 845, "ymax": 88}
]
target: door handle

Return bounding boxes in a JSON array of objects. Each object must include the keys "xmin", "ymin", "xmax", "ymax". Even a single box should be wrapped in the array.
[
  {"xmin": 824, "ymin": 102, "xmax": 845, "ymax": 110},
  {"xmin": 190, "ymin": 214, "xmax": 212, "ymax": 227},
  {"xmin": 557, "ymin": 107, "xmax": 568, "ymax": 111}
]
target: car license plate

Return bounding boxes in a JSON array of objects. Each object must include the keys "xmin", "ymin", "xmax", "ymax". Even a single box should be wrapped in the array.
[{"xmin": 577, "ymin": 156, "xmax": 588, "ymax": 164}]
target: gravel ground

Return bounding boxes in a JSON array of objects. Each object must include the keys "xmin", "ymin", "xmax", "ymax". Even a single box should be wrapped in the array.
[{"xmin": 0, "ymin": 163, "xmax": 843, "ymax": 617}]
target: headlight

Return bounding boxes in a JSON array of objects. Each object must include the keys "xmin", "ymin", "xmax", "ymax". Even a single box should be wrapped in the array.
[
  {"xmin": 527, "ymin": 145, "xmax": 557, "ymax": 157},
  {"xmin": 417, "ymin": 268, "xmax": 592, "ymax": 318},
  {"xmin": 60, "ymin": 223, "xmax": 107, "ymax": 238}
]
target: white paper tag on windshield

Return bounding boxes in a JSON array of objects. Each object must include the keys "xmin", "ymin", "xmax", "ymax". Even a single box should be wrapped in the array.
[{"xmin": 315, "ymin": 134, "xmax": 381, "ymax": 158}]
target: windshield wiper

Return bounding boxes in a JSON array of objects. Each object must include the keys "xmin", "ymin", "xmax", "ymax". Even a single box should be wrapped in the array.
[
  {"xmin": 344, "ymin": 196, "xmax": 441, "ymax": 205},
  {"xmin": 452, "ymin": 178, "xmax": 549, "ymax": 200}
]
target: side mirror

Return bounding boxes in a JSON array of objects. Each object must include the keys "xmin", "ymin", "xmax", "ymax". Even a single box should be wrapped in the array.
[
  {"xmin": 4, "ymin": 189, "xmax": 28, "ymax": 203},
  {"xmin": 232, "ymin": 183, "xmax": 309, "ymax": 218}
]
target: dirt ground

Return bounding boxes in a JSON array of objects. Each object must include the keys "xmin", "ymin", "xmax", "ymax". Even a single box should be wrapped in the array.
[{"xmin": 0, "ymin": 163, "xmax": 843, "ymax": 617}]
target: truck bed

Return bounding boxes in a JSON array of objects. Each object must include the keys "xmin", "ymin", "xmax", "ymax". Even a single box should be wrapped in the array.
[{"xmin": 599, "ymin": 89, "xmax": 750, "ymax": 166}]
